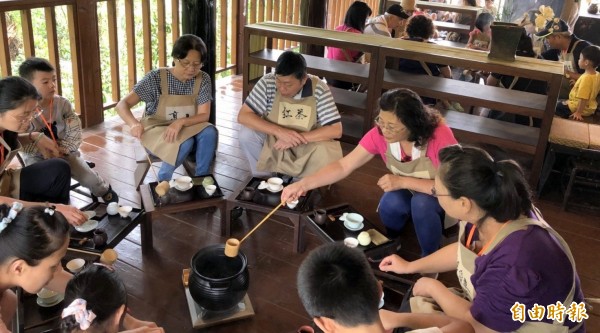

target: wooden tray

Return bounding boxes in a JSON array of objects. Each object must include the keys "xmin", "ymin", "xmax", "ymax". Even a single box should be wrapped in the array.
[
  {"xmin": 149, "ymin": 174, "xmax": 224, "ymax": 206},
  {"xmin": 234, "ymin": 177, "xmax": 316, "ymax": 212}
]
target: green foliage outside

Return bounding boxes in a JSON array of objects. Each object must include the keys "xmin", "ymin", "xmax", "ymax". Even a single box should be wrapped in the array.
[{"xmin": 5, "ymin": 0, "xmax": 235, "ymax": 120}]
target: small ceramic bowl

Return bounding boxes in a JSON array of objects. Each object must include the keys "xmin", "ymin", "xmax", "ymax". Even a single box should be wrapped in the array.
[
  {"xmin": 204, "ymin": 184, "xmax": 217, "ymax": 196},
  {"xmin": 118, "ymin": 205, "xmax": 132, "ymax": 218},
  {"xmin": 106, "ymin": 202, "xmax": 119, "ymax": 215},
  {"xmin": 37, "ymin": 288, "xmax": 59, "ymax": 305},
  {"xmin": 286, "ymin": 199, "xmax": 299, "ymax": 209},
  {"xmin": 343, "ymin": 237, "xmax": 359, "ymax": 248},
  {"xmin": 66, "ymin": 258, "xmax": 86, "ymax": 273}
]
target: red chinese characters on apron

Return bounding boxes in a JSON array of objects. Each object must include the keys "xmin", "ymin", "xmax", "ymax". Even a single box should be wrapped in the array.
[
  {"xmin": 256, "ymin": 76, "xmax": 342, "ymax": 177},
  {"xmin": 140, "ymin": 69, "xmax": 210, "ymax": 165}
]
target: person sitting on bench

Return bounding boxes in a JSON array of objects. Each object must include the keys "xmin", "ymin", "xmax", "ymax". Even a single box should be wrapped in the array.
[{"xmin": 238, "ymin": 51, "xmax": 343, "ymax": 178}]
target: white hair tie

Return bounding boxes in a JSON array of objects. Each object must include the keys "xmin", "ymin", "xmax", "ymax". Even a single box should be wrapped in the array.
[
  {"xmin": 61, "ymin": 299, "xmax": 97, "ymax": 330},
  {"xmin": 0, "ymin": 202, "xmax": 24, "ymax": 234}
]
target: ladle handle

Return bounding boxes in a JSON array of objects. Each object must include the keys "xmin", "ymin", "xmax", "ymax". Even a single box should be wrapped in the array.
[{"xmin": 239, "ymin": 201, "xmax": 285, "ymax": 244}]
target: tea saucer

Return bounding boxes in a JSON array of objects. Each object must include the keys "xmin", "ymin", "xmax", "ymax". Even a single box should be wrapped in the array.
[
  {"xmin": 75, "ymin": 220, "xmax": 98, "ymax": 233},
  {"xmin": 343, "ymin": 221, "xmax": 364, "ymax": 231},
  {"xmin": 169, "ymin": 180, "xmax": 193, "ymax": 191},
  {"xmin": 36, "ymin": 294, "xmax": 64, "ymax": 308},
  {"xmin": 267, "ymin": 185, "xmax": 283, "ymax": 193}
]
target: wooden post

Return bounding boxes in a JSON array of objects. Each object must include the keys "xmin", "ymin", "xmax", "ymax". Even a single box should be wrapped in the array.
[
  {"xmin": 235, "ymin": 0, "xmax": 245, "ymax": 75},
  {"xmin": 72, "ymin": 0, "xmax": 104, "ymax": 127},
  {"xmin": 182, "ymin": 0, "xmax": 217, "ymax": 125},
  {"xmin": 299, "ymin": 0, "xmax": 327, "ymax": 57}
]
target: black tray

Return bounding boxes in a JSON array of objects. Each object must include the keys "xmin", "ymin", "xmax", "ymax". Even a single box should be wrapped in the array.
[
  {"xmin": 69, "ymin": 201, "xmax": 144, "ymax": 252},
  {"xmin": 305, "ymin": 204, "xmax": 393, "ymax": 252},
  {"xmin": 234, "ymin": 177, "xmax": 317, "ymax": 212},
  {"xmin": 149, "ymin": 174, "xmax": 224, "ymax": 206}
]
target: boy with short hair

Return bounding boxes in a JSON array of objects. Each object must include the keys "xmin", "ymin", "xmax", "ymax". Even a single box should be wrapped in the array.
[
  {"xmin": 296, "ymin": 243, "xmax": 473, "ymax": 333},
  {"xmin": 555, "ymin": 45, "xmax": 600, "ymax": 121},
  {"xmin": 19, "ymin": 58, "xmax": 118, "ymax": 203}
]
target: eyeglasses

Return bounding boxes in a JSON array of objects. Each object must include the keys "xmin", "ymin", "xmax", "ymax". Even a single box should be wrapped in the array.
[
  {"xmin": 8, "ymin": 106, "xmax": 42, "ymax": 124},
  {"xmin": 431, "ymin": 186, "xmax": 452, "ymax": 198},
  {"xmin": 177, "ymin": 59, "xmax": 203, "ymax": 69},
  {"xmin": 374, "ymin": 116, "xmax": 406, "ymax": 134}
]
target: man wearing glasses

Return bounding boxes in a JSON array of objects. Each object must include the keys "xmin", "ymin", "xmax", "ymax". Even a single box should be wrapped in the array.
[{"xmin": 238, "ymin": 51, "xmax": 343, "ymax": 178}]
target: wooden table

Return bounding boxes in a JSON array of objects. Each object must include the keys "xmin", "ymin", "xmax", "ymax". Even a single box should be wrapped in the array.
[
  {"xmin": 224, "ymin": 177, "xmax": 322, "ymax": 254},
  {"xmin": 140, "ymin": 181, "xmax": 227, "ymax": 237},
  {"xmin": 70, "ymin": 201, "xmax": 151, "ymax": 254}
]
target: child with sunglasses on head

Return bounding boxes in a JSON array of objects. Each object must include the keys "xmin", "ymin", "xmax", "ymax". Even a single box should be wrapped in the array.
[{"xmin": 61, "ymin": 265, "xmax": 164, "ymax": 333}]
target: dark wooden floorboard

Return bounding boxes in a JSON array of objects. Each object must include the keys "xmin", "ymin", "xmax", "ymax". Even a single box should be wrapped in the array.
[{"xmin": 64, "ymin": 75, "xmax": 600, "ymax": 332}]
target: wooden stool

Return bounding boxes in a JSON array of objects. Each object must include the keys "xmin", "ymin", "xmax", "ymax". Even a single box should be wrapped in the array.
[{"xmin": 538, "ymin": 118, "xmax": 590, "ymax": 195}]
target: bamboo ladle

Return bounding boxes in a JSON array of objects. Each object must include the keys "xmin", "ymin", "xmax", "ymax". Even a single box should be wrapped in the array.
[{"xmin": 224, "ymin": 201, "xmax": 285, "ymax": 257}]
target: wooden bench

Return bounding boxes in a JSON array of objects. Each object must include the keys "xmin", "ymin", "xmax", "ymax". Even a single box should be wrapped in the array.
[
  {"xmin": 383, "ymin": 69, "xmax": 547, "ymax": 119},
  {"xmin": 443, "ymin": 110, "xmax": 539, "ymax": 154},
  {"xmin": 244, "ymin": 22, "xmax": 564, "ymax": 188}
]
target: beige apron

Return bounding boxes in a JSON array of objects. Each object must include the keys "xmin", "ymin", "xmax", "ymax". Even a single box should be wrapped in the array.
[
  {"xmin": 256, "ymin": 76, "xmax": 342, "ymax": 177},
  {"xmin": 559, "ymin": 40, "xmax": 583, "ymax": 99},
  {"xmin": 385, "ymin": 142, "xmax": 436, "ymax": 180},
  {"xmin": 455, "ymin": 214, "xmax": 582, "ymax": 333},
  {"xmin": 0, "ymin": 136, "xmax": 22, "ymax": 198},
  {"xmin": 384, "ymin": 142, "xmax": 457, "ymax": 228},
  {"xmin": 140, "ymin": 68, "xmax": 210, "ymax": 165}
]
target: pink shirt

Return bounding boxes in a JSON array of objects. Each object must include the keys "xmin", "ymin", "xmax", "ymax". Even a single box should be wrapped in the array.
[
  {"xmin": 326, "ymin": 25, "xmax": 362, "ymax": 62},
  {"xmin": 358, "ymin": 123, "xmax": 457, "ymax": 168}
]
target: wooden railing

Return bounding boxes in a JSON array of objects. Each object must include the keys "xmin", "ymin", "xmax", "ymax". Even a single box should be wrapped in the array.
[{"xmin": 1, "ymin": 0, "xmax": 386, "ymax": 127}]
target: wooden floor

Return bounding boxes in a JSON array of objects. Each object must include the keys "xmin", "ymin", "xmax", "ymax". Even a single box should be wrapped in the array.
[{"xmin": 69, "ymin": 75, "xmax": 599, "ymax": 332}]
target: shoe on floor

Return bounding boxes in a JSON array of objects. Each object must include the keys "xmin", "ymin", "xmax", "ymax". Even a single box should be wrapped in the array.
[{"xmin": 101, "ymin": 186, "xmax": 119, "ymax": 203}]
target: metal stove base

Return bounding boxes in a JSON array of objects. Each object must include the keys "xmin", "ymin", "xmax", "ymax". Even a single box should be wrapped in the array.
[{"xmin": 184, "ymin": 288, "xmax": 254, "ymax": 329}]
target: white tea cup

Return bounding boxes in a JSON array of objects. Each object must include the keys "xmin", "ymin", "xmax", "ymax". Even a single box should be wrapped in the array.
[
  {"xmin": 343, "ymin": 237, "xmax": 359, "ymax": 248},
  {"xmin": 66, "ymin": 258, "xmax": 86, "ymax": 274},
  {"xmin": 118, "ymin": 205, "xmax": 132, "ymax": 218},
  {"xmin": 286, "ymin": 199, "xmax": 299, "ymax": 209},
  {"xmin": 37, "ymin": 288, "xmax": 59, "ymax": 305},
  {"xmin": 267, "ymin": 177, "xmax": 283, "ymax": 191},
  {"xmin": 344, "ymin": 213, "xmax": 364, "ymax": 229},
  {"xmin": 106, "ymin": 202, "xmax": 119, "ymax": 215},
  {"xmin": 175, "ymin": 176, "xmax": 192, "ymax": 189},
  {"xmin": 204, "ymin": 185, "xmax": 217, "ymax": 196}
]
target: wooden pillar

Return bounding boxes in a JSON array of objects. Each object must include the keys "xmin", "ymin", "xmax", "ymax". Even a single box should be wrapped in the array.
[
  {"xmin": 182, "ymin": 0, "xmax": 216, "ymax": 125},
  {"xmin": 73, "ymin": 0, "xmax": 103, "ymax": 127},
  {"xmin": 235, "ymin": 0, "xmax": 246, "ymax": 75},
  {"xmin": 299, "ymin": 0, "xmax": 327, "ymax": 57}
]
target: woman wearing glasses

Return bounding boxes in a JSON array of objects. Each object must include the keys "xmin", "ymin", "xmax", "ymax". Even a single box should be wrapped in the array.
[
  {"xmin": 116, "ymin": 34, "xmax": 217, "ymax": 181},
  {"xmin": 0, "ymin": 76, "xmax": 87, "ymax": 225},
  {"xmin": 282, "ymin": 88, "xmax": 457, "ymax": 256},
  {"xmin": 377, "ymin": 145, "xmax": 585, "ymax": 333}
]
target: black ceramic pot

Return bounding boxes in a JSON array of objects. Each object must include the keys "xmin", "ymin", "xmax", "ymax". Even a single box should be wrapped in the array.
[{"xmin": 189, "ymin": 244, "xmax": 249, "ymax": 311}]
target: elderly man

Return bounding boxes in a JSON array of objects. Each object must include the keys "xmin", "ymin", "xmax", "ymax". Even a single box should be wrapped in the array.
[
  {"xmin": 238, "ymin": 51, "xmax": 342, "ymax": 178},
  {"xmin": 537, "ymin": 18, "xmax": 595, "ymax": 97},
  {"xmin": 364, "ymin": 4, "xmax": 410, "ymax": 38}
]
